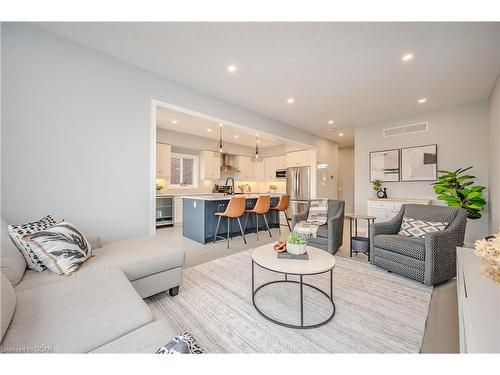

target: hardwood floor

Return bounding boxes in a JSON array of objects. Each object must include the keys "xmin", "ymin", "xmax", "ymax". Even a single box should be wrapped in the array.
[{"xmin": 155, "ymin": 222, "xmax": 459, "ymax": 353}]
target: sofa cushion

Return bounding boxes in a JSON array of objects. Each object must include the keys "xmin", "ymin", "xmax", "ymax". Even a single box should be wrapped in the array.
[
  {"xmin": 1, "ymin": 273, "xmax": 16, "ymax": 342},
  {"xmin": 83, "ymin": 235, "xmax": 185, "ymax": 281},
  {"xmin": 373, "ymin": 234, "xmax": 426, "ymax": 261},
  {"xmin": 91, "ymin": 320, "xmax": 179, "ymax": 353},
  {"xmin": 14, "ymin": 235, "xmax": 185, "ymax": 292},
  {"xmin": 1, "ymin": 219, "xmax": 26, "ymax": 286},
  {"xmin": 316, "ymin": 224, "xmax": 328, "ymax": 238},
  {"xmin": 24, "ymin": 222, "xmax": 92, "ymax": 275},
  {"xmin": 1, "ymin": 269, "xmax": 153, "ymax": 353}
]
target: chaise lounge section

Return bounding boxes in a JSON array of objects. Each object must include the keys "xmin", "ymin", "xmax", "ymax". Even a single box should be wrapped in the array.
[{"xmin": 0, "ymin": 218, "xmax": 185, "ymax": 353}]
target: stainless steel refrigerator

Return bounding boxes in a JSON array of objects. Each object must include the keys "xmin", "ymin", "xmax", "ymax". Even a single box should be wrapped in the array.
[{"xmin": 286, "ymin": 166, "xmax": 310, "ymax": 217}]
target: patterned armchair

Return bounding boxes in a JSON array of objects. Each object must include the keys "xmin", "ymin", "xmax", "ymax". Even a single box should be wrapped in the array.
[
  {"xmin": 370, "ymin": 204, "xmax": 467, "ymax": 286},
  {"xmin": 291, "ymin": 200, "xmax": 345, "ymax": 255}
]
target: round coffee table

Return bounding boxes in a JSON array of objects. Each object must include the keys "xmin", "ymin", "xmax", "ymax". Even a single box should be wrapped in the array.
[{"xmin": 251, "ymin": 244, "xmax": 336, "ymax": 329}]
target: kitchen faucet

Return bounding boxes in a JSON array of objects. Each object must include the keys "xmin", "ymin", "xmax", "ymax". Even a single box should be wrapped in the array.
[{"xmin": 225, "ymin": 177, "xmax": 235, "ymax": 195}]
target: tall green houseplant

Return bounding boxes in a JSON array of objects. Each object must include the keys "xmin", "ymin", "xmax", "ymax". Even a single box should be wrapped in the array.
[{"xmin": 432, "ymin": 166, "xmax": 486, "ymax": 219}]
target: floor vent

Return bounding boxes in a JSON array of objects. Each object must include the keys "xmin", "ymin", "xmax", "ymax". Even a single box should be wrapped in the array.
[{"xmin": 383, "ymin": 122, "xmax": 428, "ymax": 137}]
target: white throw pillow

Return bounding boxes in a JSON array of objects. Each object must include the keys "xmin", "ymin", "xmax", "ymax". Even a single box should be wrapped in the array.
[
  {"xmin": 8, "ymin": 215, "xmax": 56, "ymax": 272},
  {"xmin": 23, "ymin": 222, "xmax": 92, "ymax": 275}
]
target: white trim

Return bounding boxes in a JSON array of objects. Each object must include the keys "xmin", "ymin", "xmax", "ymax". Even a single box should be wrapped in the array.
[
  {"xmin": 149, "ymin": 98, "xmax": 318, "ymax": 234},
  {"xmin": 149, "ymin": 100, "xmax": 157, "ymax": 235}
]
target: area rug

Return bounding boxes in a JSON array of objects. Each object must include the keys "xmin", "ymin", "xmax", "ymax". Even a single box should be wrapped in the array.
[{"xmin": 146, "ymin": 250, "xmax": 433, "ymax": 353}]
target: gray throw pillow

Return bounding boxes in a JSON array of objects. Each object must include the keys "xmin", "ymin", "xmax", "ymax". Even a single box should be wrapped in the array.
[{"xmin": 399, "ymin": 216, "xmax": 448, "ymax": 239}]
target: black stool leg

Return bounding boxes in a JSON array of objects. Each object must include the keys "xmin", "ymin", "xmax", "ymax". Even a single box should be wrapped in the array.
[
  {"xmin": 213, "ymin": 216, "xmax": 221, "ymax": 243},
  {"xmin": 256, "ymin": 213, "xmax": 259, "ymax": 241},
  {"xmin": 263, "ymin": 212, "xmax": 272, "ymax": 238},
  {"xmin": 237, "ymin": 217, "xmax": 247, "ymax": 244},
  {"xmin": 226, "ymin": 218, "xmax": 230, "ymax": 249},
  {"xmin": 284, "ymin": 210, "xmax": 292, "ymax": 231},
  {"xmin": 278, "ymin": 211, "xmax": 282, "ymax": 235}
]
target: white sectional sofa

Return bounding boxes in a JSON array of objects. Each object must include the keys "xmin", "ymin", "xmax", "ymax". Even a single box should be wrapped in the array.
[{"xmin": 0, "ymin": 219, "xmax": 184, "ymax": 353}]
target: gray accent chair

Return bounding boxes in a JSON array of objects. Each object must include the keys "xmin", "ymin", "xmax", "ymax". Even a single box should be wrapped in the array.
[
  {"xmin": 291, "ymin": 200, "xmax": 345, "ymax": 255},
  {"xmin": 370, "ymin": 204, "xmax": 467, "ymax": 286}
]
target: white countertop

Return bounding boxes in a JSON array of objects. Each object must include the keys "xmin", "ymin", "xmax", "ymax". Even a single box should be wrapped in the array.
[
  {"xmin": 367, "ymin": 197, "xmax": 432, "ymax": 203},
  {"xmin": 182, "ymin": 193, "xmax": 282, "ymax": 201}
]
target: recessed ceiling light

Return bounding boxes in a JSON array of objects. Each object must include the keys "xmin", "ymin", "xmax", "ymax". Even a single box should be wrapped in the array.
[
  {"xmin": 286, "ymin": 97, "xmax": 295, "ymax": 104},
  {"xmin": 328, "ymin": 120, "xmax": 334, "ymax": 125},
  {"xmin": 402, "ymin": 53, "xmax": 414, "ymax": 62},
  {"xmin": 338, "ymin": 133, "xmax": 344, "ymax": 137},
  {"xmin": 207, "ymin": 128, "xmax": 212, "ymax": 132},
  {"xmin": 171, "ymin": 120, "xmax": 177, "ymax": 124},
  {"xmin": 227, "ymin": 65, "xmax": 237, "ymax": 73},
  {"xmin": 219, "ymin": 123, "xmax": 224, "ymax": 127},
  {"xmin": 418, "ymin": 98, "xmax": 427, "ymax": 104},
  {"xmin": 234, "ymin": 135, "xmax": 239, "ymax": 139}
]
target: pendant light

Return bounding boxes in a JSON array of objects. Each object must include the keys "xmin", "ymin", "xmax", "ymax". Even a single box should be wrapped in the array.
[
  {"xmin": 251, "ymin": 134, "xmax": 264, "ymax": 162},
  {"xmin": 213, "ymin": 123, "xmax": 225, "ymax": 157}
]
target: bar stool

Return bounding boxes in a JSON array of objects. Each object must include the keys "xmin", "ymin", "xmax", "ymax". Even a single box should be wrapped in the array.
[
  {"xmin": 213, "ymin": 196, "xmax": 247, "ymax": 249},
  {"xmin": 244, "ymin": 195, "xmax": 272, "ymax": 241},
  {"xmin": 269, "ymin": 194, "xmax": 291, "ymax": 235}
]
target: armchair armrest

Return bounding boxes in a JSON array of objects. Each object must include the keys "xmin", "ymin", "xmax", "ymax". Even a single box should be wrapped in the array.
[
  {"xmin": 327, "ymin": 210, "xmax": 344, "ymax": 253},
  {"xmin": 423, "ymin": 208, "xmax": 467, "ymax": 285},
  {"xmin": 369, "ymin": 205, "xmax": 405, "ymax": 263},
  {"xmin": 291, "ymin": 206, "xmax": 310, "ymax": 230}
]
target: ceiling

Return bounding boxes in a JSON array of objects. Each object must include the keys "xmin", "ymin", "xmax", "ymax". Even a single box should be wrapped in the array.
[
  {"xmin": 37, "ymin": 22, "xmax": 500, "ymax": 147},
  {"xmin": 156, "ymin": 106, "xmax": 284, "ymax": 148}
]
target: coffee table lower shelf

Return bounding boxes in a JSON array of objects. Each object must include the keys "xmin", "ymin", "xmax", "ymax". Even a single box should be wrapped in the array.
[{"xmin": 251, "ymin": 260, "xmax": 335, "ymax": 329}]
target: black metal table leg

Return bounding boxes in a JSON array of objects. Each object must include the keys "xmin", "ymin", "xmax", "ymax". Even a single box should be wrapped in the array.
[
  {"xmin": 330, "ymin": 269, "xmax": 333, "ymax": 301},
  {"xmin": 349, "ymin": 217, "xmax": 353, "ymax": 257},
  {"xmin": 300, "ymin": 275, "xmax": 304, "ymax": 327}
]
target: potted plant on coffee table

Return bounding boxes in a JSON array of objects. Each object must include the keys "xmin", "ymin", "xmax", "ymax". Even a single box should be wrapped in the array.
[{"xmin": 286, "ymin": 233, "xmax": 307, "ymax": 255}]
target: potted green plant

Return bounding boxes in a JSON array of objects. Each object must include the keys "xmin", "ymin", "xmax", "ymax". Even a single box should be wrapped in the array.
[
  {"xmin": 432, "ymin": 166, "xmax": 486, "ymax": 219},
  {"xmin": 286, "ymin": 233, "xmax": 307, "ymax": 255}
]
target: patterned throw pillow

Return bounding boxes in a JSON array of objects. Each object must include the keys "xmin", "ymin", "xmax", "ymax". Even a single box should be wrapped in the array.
[
  {"xmin": 23, "ymin": 222, "xmax": 92, "ymax": 276},
  {"xmin": 8, "ymin": 215, "xmax": 57, "ymax": 272},
  {"xmin": 156, "ymin": 332, "xmax": 204, "ymax": 354},
  {"xmin": 399, "ymin": 216, "xmax": 448, "ymax": 239}
]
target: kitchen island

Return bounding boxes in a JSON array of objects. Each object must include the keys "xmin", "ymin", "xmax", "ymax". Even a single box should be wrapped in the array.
[{"xmin": 182, "ymin": 194, "xmax": 281, "ymax": 244}]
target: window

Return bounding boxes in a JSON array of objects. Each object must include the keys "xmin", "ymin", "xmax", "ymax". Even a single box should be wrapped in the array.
[{"xmin": 169, "ymin": 153, "xmax": 199, "ymax": 188}]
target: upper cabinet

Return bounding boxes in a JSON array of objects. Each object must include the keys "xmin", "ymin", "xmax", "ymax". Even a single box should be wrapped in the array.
[
  {"xmin": 156, "ymin": 143, "xmax": 171, "ymax": 180},
  {"xmin": 275, "ymin": 155, "xmax": 287, "ymax": 170},
  {"xmin": 199, "ymin": 151, "xmax": 221, "ymax": 180},
  {"xmin": 234, "ymin": 156, "xmax": 255, "ymax": 180},
  {"xmin": 254, "ymin": 161, "xmax": 266, "ymax": 181},
  {"xmin": 286, "ymin": 150, "xmax": 312, "ymax": 168}
]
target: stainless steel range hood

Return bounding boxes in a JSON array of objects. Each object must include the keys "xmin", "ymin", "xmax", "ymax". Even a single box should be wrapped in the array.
[{"xmin": 220, "ymin": 153, "xmax": 240, "ymax": 173}]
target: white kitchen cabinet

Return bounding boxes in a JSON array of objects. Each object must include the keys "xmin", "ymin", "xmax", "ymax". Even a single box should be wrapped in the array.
[
  {"xmin": 264, "ymin": 156, "xmax": 277, "ymax": 180},
  {"xmin": 156, "ymin": 143, "xmax": 171, "ymax": 180},
  {"xmin": 286, "ymin": 150, "xmax": 312, "ymax": 167},
  {"xmin": 254, "ymin": 161, "xmax": 265, "ymax": 181},
  {"xmin": 235, "ymin": 156, "xmax": 255, "ymax": 180},
  {"xmin": 367, "ymin": 198, "xmax": 431, "ymax": 222},
  {"xmin": 199, "ymin": 151, "xmax": 221, "ymax": 180},
  {"xmin": 275, "ymin": 155, "xmax": 287, "ymax": 170}
]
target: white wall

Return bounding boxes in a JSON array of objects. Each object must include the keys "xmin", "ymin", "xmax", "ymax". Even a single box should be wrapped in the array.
[
  {"xmin": 1, "ymin": 24, "xmax": 338, "ymax": 242},
  {"xmin": 489, "ymin": 74, "xmax": 500, "ymax": 233},
  {"xmin": 338, "ymin": 147, "xmax": 355, "ymax": 214},
  {"xmin": 355, "ymin": 101, "xmax": 490, "ymax": 242}
]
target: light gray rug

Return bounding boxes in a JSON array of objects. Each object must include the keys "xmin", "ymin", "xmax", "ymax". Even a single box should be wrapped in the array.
[{"xmin": 146, "ymin": 250, "xmax": 433, "ymax": 353}]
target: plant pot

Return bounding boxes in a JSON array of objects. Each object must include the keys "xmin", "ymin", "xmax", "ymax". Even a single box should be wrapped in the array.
[{"xmin": 287, "ymin": 242, "xmax": 307, "ymax": 255}]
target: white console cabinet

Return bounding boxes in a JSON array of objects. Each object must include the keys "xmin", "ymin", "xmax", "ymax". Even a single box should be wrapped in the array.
[
  {"xmin": 457, "ymin": 247, "xmax": 500, "ymax": 353},
  {"xmin": 367, "ymin": 198, "xmax": 431, "ymax": 222}
]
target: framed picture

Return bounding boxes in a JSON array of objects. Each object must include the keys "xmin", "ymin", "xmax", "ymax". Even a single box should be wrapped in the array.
[
  {"xmin": 401, "ymin": 144, "xmax": 437, "ymax": 181},
  {"xmin": 369, "ymin": 149, "xmax": 400, "ymax": 182}
]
